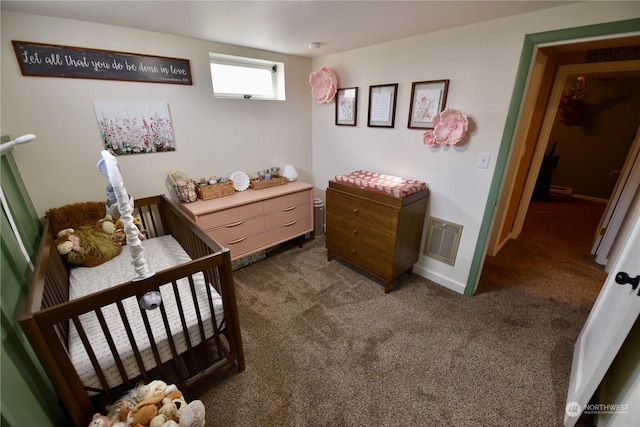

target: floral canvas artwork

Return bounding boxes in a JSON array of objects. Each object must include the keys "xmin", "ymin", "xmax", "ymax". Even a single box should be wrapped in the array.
[
  {"xmin": 412, "ymin": 89, "xmax": 441, "ymax": 124},
  {"xmin": 338, "ymin": 91, "xmax": 356, "ymax": 121},
  {"xmin": 94, "ymin": 100, "xmax": 176, "ymax": 155}
]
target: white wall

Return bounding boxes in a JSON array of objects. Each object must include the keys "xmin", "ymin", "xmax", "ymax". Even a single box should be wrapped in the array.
[
  {"xmin": 1, "ymin": 11, "xmax": 312, "ymax": 216},
  {"xmin": 310, "ymin": 2, "xmax": 640, "ymax": 293}
]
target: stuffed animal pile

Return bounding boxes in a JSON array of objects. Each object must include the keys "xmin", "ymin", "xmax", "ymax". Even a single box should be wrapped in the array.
[
  {"xmin": 88, "ymin": 380, "xmax": 205, "ymax": 427},
  {"xmin": 50, "ymin": 208, "xmax": 146, "ymax": 267},
  {"xmin": 54, "ymin": 215, "xmax": 123, "ymax": 267}
]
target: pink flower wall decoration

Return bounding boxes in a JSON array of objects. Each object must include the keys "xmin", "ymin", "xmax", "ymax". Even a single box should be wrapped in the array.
[
  {"xmin": 422, "ymin": 108, "xmax": 469, "ymax": 146},
  {"xmin": 309, "ymin": 67, "xmax": 338, "ymax": 104}
]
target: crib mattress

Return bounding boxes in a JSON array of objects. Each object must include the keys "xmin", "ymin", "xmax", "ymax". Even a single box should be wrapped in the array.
[
  {"xmin": 332, "ymin": 170, "xmax": 427, "ymax": 198},
  {"xmin": 68, "ymin": 235, "xmax": 225, "ymax": 391}
]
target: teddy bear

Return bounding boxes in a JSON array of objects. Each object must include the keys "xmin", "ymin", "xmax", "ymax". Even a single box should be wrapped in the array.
[{"xmin": 88, "ymin": 413, "xmax": 112, "ymax": 427}]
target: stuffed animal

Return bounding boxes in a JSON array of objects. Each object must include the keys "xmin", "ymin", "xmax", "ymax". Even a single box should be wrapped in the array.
[
  {"xmin": 127, "ymin": 380, "xmax": 172, "ymax": 427},
  {"xmin": 56, "ymin": 228, "xmax": 81, "ymax": 255},
  {"xmin": 97, "ymin": 381, "xmax": 200, "ymax": 427},
  {"xmin": 128, "ymin": 403, "xmax": 157, "ymax": 427},
  {"xmin": 88, "ymin": 413, "xmax": 113, "ymax": 427},
  {"xmin": 56, "ymin": 225, "xmax": 122, "ymax": 267},
  {"xmin": 96, "ymin": 215, "xmax": 116, "ymax": 235},
  {"xmin": 106, "ymin": 395, "xmax": 135, "ymax": 424},
  {"xmin": 112, "ymin": 217, "xmax": 145, "ymax": 246},
  {"xmin": 134, "ymin": 380, "xmax": 168, "ymax": 403},
  {"xmin": 179, "ymin": 400, "xmax": 205, "ymax": 427}
]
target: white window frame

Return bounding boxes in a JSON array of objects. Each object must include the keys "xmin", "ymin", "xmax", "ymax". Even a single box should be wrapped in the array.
[{"xmin": 209, "ymin": 53, "xmax": 285, "ymax": 101}]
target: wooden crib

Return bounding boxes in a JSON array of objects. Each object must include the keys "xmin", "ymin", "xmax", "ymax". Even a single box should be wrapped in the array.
[{"xmin": 18, "ymin": 195, "xmax": 245, "ymax": 426}]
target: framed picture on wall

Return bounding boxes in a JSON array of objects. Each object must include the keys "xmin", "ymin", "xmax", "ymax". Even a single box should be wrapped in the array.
[
  {"xmin": 367, "ymin": 83, "xmax": 398, "ymax": 128},
  {"xmin": 408, "ymin": 79, "xmax": 449, "ymax": 129},
  {"xmin": 335, "ymin": 87, "xmax": 358, "ymax": 126}
]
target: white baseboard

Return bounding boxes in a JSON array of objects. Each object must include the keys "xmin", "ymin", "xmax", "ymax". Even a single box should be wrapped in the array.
[
  {"xmin": 550, "ymin": 185, "xmax": 573, "ymax": 195},
  {"xmin": 573, "ymin": 194, "xmax": 608, "ymax": 204},
  {"xmin": 412, "ymin": 264, "xmax": 466, "ymax": 295}
]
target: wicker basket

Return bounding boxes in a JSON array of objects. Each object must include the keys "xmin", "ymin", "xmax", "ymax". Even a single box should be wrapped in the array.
[
  {"xmin": 250, "ymin": 176, "xmax": 288, "ymax": 190},
  {"xmin": 196, "ymin": 181, "xmax": 235, "ymax": 200},
  {"xmin": 170, "ymin": 171, "xmax": 198, "ymax": 203}
]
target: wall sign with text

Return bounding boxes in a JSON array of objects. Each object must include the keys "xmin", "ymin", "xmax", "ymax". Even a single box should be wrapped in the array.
[{"xmin": 12, "ymin": 41, "xmax": 192, "ymax": 85}]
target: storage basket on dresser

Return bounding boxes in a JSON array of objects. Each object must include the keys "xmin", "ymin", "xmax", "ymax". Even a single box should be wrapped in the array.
[{"xmin": 325, "ymin": 175, "xmax": 428, "ymax": 293}]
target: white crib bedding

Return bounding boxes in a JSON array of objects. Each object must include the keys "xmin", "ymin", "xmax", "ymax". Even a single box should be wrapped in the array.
[{"xmin": 68, "ymin": 235, "xmax": 225, "ymax": 391}]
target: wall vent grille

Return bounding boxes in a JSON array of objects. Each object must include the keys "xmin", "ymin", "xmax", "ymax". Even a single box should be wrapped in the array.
[{"xmin": 424, "ymin": 217, "xmax": 463, "ymax": 266}]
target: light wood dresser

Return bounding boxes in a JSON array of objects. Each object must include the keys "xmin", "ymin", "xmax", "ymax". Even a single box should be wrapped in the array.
[
  {"xmin": 326, "ymin": 180, "xmax": 429, "ymax": 293},
  {"xmin": 179, "ymin": 181, "xmax": 313, "ymax": 260}
]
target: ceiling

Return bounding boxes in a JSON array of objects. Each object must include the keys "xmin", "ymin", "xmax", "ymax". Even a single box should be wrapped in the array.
[{"xmin": 1, "ymin": 1, "xmax": 578, "ymax": 58}]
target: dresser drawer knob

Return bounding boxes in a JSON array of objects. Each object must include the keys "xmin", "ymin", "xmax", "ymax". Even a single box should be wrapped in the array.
[
  {"xmin": 352, "ymin": 249, "xmax": 357, "ymax": 255},
  {"xmin": 353, "ymin": 229, "xmax": 358, "ymax": 235},
  {"xmin": 353, "ymin": 208, "xmax": 359, "ymax": 215}
]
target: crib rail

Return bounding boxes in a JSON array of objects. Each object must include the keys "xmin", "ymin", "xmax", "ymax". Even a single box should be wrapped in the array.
[{"xmin": 18, "ymin": 195, "xmax": 244, "ymax": 427}]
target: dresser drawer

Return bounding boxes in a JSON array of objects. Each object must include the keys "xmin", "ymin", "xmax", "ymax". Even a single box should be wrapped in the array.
[
  {"xmin": 265, "ymin": 216, "xmax": 312, "ymax": 245},
  {"xmin": 327, "ymin": 190, "xmax": 399, "ymax": 231},
  {"xmin": 326, "ymin": 234, "xmax": 394, "ymax": 279},
  {"xmin": 197, "ymin": 201, "xmax": 263, "ymax": 230},
  {"xmin": 263, "ymin": 190, "xmax": 311, "ymax": 213},
  {"xmin": 208, "ymin": 216, "xmax": 264, "ymax": 243},
  {"xmin": 208, "ymin": 230, "xmax": 266, "ymax": 258},
  {"xmin": 264, "ymin": 202, "xmax": 311, "ymax": 229},
  {"xmin": 326, "ymin": 211, "xmax": 396, "ymax": 255}
]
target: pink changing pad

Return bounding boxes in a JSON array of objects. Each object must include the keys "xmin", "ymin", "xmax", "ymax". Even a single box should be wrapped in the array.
[{"xmin": 332, "ymin": 170, "xmax": 427, "ymax": 199}]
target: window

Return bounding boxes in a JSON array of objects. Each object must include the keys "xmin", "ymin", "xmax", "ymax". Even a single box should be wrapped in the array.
[{"xmin": 209, "ymin": 53, "xmax": 285, "ymax": 100}]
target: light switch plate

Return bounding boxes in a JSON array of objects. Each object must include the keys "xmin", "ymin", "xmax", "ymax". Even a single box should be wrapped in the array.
[{"xmin": 477, "ymin": 153, "xmax": 491, "ymax": 169}]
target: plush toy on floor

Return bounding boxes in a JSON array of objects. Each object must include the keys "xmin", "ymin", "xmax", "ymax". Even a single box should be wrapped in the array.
[
  {"xmin": 179, "ymin": 400, "xmax": 205, "ymax": 427},
  {"xmin": 90, "ymin": 380, "xmax": 205, "ymax": 427}
]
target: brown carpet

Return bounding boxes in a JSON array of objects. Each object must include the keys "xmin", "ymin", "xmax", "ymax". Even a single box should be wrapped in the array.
[{"xmin": 189, "ymin": 196, "xmax": 607, "ymax": 427}]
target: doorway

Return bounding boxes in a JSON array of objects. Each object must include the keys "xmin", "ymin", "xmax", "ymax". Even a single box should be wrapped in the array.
[{"xmin": 465, "ymin": 20, "xmax": 640, "ymax": 297}]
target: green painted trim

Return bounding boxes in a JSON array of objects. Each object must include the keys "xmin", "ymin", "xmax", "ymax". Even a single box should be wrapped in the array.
[{"xmin": 465, "ymin": 18, "xmax": 640, "ymax": 297}]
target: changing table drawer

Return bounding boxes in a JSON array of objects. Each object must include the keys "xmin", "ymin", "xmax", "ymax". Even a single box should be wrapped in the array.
[{"xmin": 327, "ymin": 190, "xmax": 398, "ymax": 232}]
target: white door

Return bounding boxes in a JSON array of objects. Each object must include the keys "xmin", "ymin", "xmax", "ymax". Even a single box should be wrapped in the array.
[
  {"xmin": 564, "ymin": 211, "xmax": 640, "ymax": 426},
  {"xmin": 592, "ymin": 125, "xmax": 640, "ymax": 268}
]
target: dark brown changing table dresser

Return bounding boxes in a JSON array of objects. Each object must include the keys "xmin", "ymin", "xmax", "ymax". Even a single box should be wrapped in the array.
[{"xmin": 325, "ymin": 171, "xmax": 429, "ymax": 293}]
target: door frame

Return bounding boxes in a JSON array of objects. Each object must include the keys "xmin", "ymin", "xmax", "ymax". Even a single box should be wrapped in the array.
[{"xmin": 464, "ymin": 18, "xmax": 640, "ymax": 296}]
